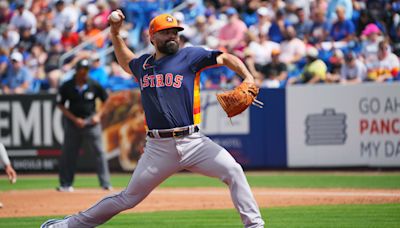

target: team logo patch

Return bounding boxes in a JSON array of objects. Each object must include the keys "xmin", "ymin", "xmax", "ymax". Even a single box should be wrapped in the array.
[{"xmin": 166, "ymin": 16, "xmax": 173, "ymax": 22}]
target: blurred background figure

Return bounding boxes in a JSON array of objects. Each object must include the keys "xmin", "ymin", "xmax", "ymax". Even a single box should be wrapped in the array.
[
  {"xmin": 218, "ymin": 7, "xmax": 248, "ymax": 53},
  {"xmin": 89, "ymin": 53, "xmax": 108, "ymax": 88},
  {"xmin": 366, "ymin": 40, "xmax": 400, "ymax": 82},
  {"xmin": 1, "ymin": 52, "xmax": 32, "ymax": 94},
  {"xmin": 360, "ymin": 23, "xmax": 383, "ymax": 69},
  {"xmin": 260, "ymin": 49, "xmax": 288, "ymax": 88},
  {"xmin": 0, "ymin": 24, "xmax": 20, "ymax": 50},
  {"xmin": 10, "ymin": 0, "xmax": 37, "ymax": 35},
  {"xmin": 288, "ymin": 47, "xmax": 327, "ymax": 84},
  {"xmin": 340, "ymin": 51, "xmax": 367, "ymax": 84},
  {"xmin": 326, "ymin": 49, "xmax": 344, "ymax": 83}
]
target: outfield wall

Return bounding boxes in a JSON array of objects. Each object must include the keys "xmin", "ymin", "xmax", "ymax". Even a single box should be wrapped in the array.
[{"xmin": 0, "ymin": 83, "xmax": 399, "ymax": 171}]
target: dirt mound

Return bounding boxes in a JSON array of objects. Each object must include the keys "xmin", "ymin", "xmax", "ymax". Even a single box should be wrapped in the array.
[{"xmin": 1, "ymin": 188, "xmax": 400, "ymax": 218}]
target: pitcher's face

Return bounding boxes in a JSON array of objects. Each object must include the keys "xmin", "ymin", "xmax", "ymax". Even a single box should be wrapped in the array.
[{"xmin": 152, "ymin": 28, "xmax": 180, "ymax": 55}]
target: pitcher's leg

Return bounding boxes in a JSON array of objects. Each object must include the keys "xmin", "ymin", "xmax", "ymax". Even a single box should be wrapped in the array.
[
  {"xmin": 186, "ymin": 136, "xmax": 264, "ymax": 228},
  {"xmin": 68, "ymin": 144, "xmax": 181, "ymax": 227}
]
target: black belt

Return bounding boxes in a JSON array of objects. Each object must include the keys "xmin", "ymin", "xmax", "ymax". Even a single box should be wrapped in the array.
[{"xmin": 147, "ymin": 126, "xmax": 199, "ymax": 138}]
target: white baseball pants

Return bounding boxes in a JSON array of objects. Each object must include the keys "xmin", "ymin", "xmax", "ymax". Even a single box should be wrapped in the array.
[{"xmin": 68, "ymin": 131, "xmax": 265, "ymax": 228}]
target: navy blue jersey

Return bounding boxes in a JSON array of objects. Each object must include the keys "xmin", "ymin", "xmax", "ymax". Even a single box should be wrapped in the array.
[{"xmin": 129, "ymin": 47, "xmax": 222, "ymax": 130}]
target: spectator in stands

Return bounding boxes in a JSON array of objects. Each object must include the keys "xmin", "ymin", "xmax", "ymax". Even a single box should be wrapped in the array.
[
  {"xmin": 189, "ymin": 16, "xmax": 208, "ymax": 46},
  {"xmin": 201, "ymin": 66, "xmax": 238, "ymax": 90},
  {"xmin": 326, "ymin": 49, "xmax": 344, "ymax": 83},
  {"xmin": 218, "ymin": 7, "xmax": 248, "ymax": 53},
  {"xmin": 260, "ymin": 49, "xmax": 288, "ymax": 88},
  {"xmin": 288, "ymin": 47, "xmax": 327, "ymax": 84},
  {"xmin": 310, "ymin": 0, "xmax": 328, "ymax": 15},
  {"xmin": 106, "ymin": 61, "xmax": 138, "ymax": 92},
  {"xmin": 293, "ymin": 7, "xmax": 312, "ymax": 40},
  {"xmin": 366, "ymin": 40, "xmax": 400, "ymax": 82},
  {"xmin": 306, "ymin": 9, "xmax": 331, "ymax": 46},
  {"xmin": 390, "ymin": 24, "xmax": 400, "ymax": 56},
  {"xmin": 36, "ymin": 20, "xmax": 62, "ymax": 51},
  {"xmin": 270, "ymin": 0, "xmax": 286, "ymax": 12},
  {"xmin": 268, "ymin": 9, "xmax": 289, "ymax": 43},
  {"xmin": 284, "ymin": 1, "xmax": 300, "ymax": 25},
  {"xmin": 0, "ymin": 0, "xmax": 13, "ymax": 25},
  {"xmin": 172, "ymin": 11, "xmax": 194, "ymax": 40},
  {"xmin": 279, "ymin": 26, "xmax": 306, "ymax": 66},
  {"xmin": 243, "ymin": 31, "xmax": 268, "ymax": 70},
  {"xmin": 248, "ymin": 7, "xmax": 273, "ymax": 37},
  {"xmin": 45, "ymin": 39, "xmax": 64, "ymax": 74},
  {"xmin": 61, "ymin": 23, "xmax": 80, "ymax": 49},
  {"xmin": 18, "ymin": 25, "xmax": 36, "ymax": 53},
  {"xmin": 9, "ymin": 1, "xmax": 37, "ymax": 35},
  {"xmin": 0, "ymin": 24, "xmax": 20, "ymax": 50},
  {"xmin": 360, "ymin": 23, "xmax": 384, "ymax": 69},
  {"xmin": 1, "ymin": 52, "xmax": 33, "ymax": 94},
  {"xmin": 204, "ymin": 10, "xmax": 225, "ymax": 38},
  {"xmin": 330, "ymin": 6, "xmax": 355, "ymax": 42},
  {"xmin": 181, "ymin": 0, "xmax": 205, "ymax": 26},
  {"xmin": 89, "ymin": 53, "xmax": 108, "ymax": 88},
  {"xmin": 0, "ymin": 46, "xmax": 8, "ymax": 77},
  {"xmin": 241, "ymin": 1, "xmax": 259, "ymax": 27},
  {"xmin": 26, "ymin": 44, "xmax": 47, "ymax": 92},
  {"xmin": 355, "ymin": 9, "xmax": 373, "ymax": 36},
  {"xmin": 52, "ymin": 0, "xmax": 79, "ymax": 32},
  {"xmin": 326, "ymin": 0, "xmax": 353, "ymax": 22},
  {"xmin": 134, "ymin": 29, "xmax": 154, "ymax": 56},
  {"xmin": 79, "ymin": 17, "xmax": 105, "ymax": 49},
  {"xmin": 340, "ymin": 51, "xmax": 367, "ymax": 84},
  {"xmin": 93, "ymin": 1, "xmax": 111, "ymax": 30}
]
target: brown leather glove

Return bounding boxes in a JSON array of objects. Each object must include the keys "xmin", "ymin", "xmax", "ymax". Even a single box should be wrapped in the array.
[{"xmin": 216, "ymin": 82, "xmax": 262, "ymax": 118}]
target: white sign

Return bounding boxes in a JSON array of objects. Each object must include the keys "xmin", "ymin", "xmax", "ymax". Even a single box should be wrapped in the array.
[
  {"xmin": 287, "ymin": 83, "xmax": 400, "ymax": 167},
  {"xmin": 199, "ymin": 91, "xmax": 249, "ymax": 135}
]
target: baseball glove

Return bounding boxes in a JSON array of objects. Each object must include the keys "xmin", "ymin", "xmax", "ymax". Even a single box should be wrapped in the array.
[{"xmin": 216, "ymin": 82, "xmax": 263, "ymax": 118}]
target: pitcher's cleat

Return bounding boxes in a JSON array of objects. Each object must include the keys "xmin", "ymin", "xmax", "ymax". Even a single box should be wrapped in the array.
[{"xmin": 40, "ymin": 216, "xmax": 71, "ymax": 228}]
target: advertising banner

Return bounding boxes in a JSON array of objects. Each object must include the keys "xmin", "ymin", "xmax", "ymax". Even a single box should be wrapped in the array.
[
  {"xmin": 0, "ymin": 94, "xmax": 63, "ymax": 170},
  {"xmin": 286, "ymin": 83, "xmax": 400, "ymax": 167},
  {"xmin": 1, "ymin": 89, "xmax": 286, "ymax": 171}
]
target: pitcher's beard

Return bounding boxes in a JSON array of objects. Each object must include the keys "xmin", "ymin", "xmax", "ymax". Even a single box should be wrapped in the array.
[{"xmin": 158, "ymin": 40, "xmax": 179, "ymax": 55}]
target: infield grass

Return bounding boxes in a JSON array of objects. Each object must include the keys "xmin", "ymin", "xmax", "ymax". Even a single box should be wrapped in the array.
[
  {"xmin": 1, "ymin": 172, "xmax": 400, "ymax": 191},
  {"xmin": 0, "ymin": 203, "xmax": 399, "ymax": 228}
]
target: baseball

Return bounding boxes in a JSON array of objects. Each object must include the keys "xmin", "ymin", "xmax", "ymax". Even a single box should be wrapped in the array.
[
  {"xmin": 11, "ymin": 177, "xmax": 16, "ymax": 184},
  {"xmin": 110, "ymin": 11, "xmax": 121, "ymax": 22}
]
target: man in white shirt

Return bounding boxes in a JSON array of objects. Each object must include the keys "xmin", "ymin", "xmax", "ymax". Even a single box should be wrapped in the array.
[
  {"xmin": 0, "ymin": 24, "xmax": 20, "ymax": 50},
  {"xmin": 340, "ymin": 52, "xmax": 367, "ymax": 84},
  {"xmin": 366, "ymin": 41, "xmax": 400, "ymax": 82},
  {"xmin": 9, "ymin": 1, "xmax": 37, "ymax": 34}
]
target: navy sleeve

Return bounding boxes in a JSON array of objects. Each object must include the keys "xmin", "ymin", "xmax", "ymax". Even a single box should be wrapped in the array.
[
  {"xmin": 128, "ymin": 57, "xmax": 142, "ymax": 81},
  {"xmin": 128, "ymin": 55, "xmax": 150, "ymax": 81},
  {"xmin": 186, "ymin": 47, "xmax": 222, "ymax": 72}
]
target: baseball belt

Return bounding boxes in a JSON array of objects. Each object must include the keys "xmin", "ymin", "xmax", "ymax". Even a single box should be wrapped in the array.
[{"xmin": 147, "ymin": 126, "xmax": 199, "ymax": 138}]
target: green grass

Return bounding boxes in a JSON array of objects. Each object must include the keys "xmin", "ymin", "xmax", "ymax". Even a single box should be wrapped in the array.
[
  {"xmin": 1, "ymin": 172, "xmax": 400, "ymax": 191},
  {"xmin": 1, "ymin": 204, "xmax": 399, "ymax": 228}
]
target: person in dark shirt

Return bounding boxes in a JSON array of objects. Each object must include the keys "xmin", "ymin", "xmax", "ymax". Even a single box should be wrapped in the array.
[
  {"xmin": 260, "ymin": 49, "xmax": 287, "ymax": 88},
  {"xmin": 55, "ymin": 58, "xmax": 112, "ymax": 192}
]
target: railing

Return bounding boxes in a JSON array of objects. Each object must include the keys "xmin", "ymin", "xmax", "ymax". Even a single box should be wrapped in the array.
[{"xmin": 58, "ymin": 27, "xmax": 111, "ymax": 68}]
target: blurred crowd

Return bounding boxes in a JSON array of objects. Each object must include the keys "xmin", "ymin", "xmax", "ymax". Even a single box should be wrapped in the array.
[{"xmin": 1, "ymin": 0, "xmax": 400, "ymax": 94}]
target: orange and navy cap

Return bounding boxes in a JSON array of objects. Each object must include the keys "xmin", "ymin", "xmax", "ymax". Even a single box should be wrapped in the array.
[{"xmin": 149, "ymin": 14, "xmax": 184, "ymax": 37}]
